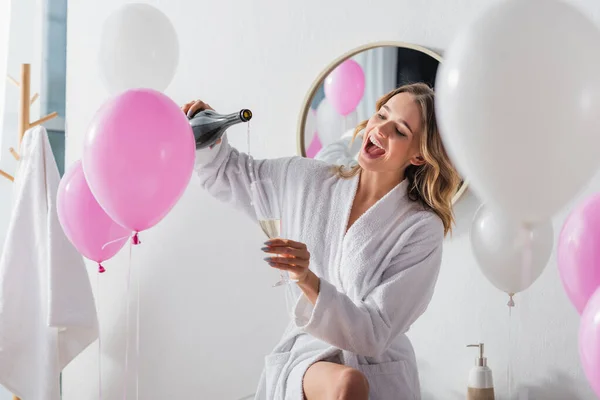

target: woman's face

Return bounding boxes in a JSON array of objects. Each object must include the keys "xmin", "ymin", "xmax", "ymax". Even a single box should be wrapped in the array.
[{"xmin": 358, "ymin": 93, "xmax": 425, "ymax": 174}]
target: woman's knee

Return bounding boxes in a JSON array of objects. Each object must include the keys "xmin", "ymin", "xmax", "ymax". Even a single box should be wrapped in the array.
[{"xmin": 334, "ymin": 368, "xmax": 369, "ymax": 400}]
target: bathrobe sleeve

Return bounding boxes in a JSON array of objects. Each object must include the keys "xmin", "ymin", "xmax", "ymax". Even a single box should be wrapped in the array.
[
  {"xmin": 294, "ymin": 213, "xmax": 444, "ymax": 358},
  {"xmin": 194, "ymin": 134, "xmax": 295, "ymax": 219}
]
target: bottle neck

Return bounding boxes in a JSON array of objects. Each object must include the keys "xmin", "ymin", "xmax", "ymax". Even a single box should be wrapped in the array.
[{"xmin": 222, "ymin": 112, "xmax": 244, "ymax": 126}]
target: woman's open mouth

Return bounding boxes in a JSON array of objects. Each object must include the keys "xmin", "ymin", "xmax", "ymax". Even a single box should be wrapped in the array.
[{"xmin": 363, "ymin": 135, "xmax": 386, "ymax": 159}]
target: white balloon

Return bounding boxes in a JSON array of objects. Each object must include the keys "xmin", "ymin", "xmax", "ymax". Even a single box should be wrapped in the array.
[
  {"xmin": 435, "ymin": 0, "xmax": 600, "ymax": 224},
  {"xmin": 316, "ymin": 99, "xmax": 358, "ymax": 147},
  {"xmin": 470, "ymin": 204, "xmax": 554, "ymax": 296},
  {"xmin": 99, "ymin": 4, "xmax": 179, "ymax": 94}
]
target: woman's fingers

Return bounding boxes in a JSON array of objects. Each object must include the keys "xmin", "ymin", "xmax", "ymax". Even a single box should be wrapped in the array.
[
  {"xmin": 188, "ymin": 100, "xmax": 213, "ymax": 117},
  {"xmin": 181, "ymin": 100, "xmax": 214, "ymax": 117},
  {"xmin": 264, "ymin": 255, "xmax": 309, "ymax": 268},
  {"xmin": 262, "ymin": 239, "xmax": 311, "ymax": 282},
  {"xmin": 265, "ymin": 238, "xmax": 307, "ymax": 250},
  {"xmin": 267, "ymin": 261, "xmax": 306, "ymax": 275},
  {"xmin": 262, "ymin": 245, "xmax": 309, "ymax": 260},
  {"xmin": 181, "ymin": 101, "xmax": 195, "ymax": 115}
]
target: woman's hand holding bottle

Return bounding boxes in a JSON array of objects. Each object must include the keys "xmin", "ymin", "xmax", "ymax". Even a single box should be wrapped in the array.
[{"xmin": 181, "ymin": 99, "xmax": 222, "ymax": 146}]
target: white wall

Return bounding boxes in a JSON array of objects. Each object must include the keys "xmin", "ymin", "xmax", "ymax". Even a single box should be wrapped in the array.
[
  {"xmin": 0, "ymin": 0, "xmax": 44, "ymax": 149},
  {"xmin": 0, "ymin": 0, "xmax": 45, "ymax": 255},
  {"xmin": 0, "ymin": 0, "xmax": 10, "ymax": 153},
  {"xmin": 64, "ymin": 0, "xmax": 600, "ymax": 398}
]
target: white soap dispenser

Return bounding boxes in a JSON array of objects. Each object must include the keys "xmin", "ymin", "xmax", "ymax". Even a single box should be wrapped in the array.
[{"xmin": 466, "ymin": 343, "xmax": 495, "ymax": 400}]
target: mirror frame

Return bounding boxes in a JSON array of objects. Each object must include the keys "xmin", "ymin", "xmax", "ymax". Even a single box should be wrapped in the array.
[{"xmin": 296, "ymin": 40, "xmax": 468, "ymax": 204}]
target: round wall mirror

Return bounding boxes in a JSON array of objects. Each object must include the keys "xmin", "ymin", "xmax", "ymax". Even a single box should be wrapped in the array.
[{"xmin": 297, "ymin": 41, "xmax": 468, "ymax": 204}]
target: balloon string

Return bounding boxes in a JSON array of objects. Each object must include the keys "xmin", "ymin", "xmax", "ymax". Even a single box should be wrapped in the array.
[
  {"xmin": 101, "ymin": 233, "xmax": 133, "ymax": 250},
  {"xmin": 123, "ymin": 241, "xmax": 133, "ymax": 400},
  {"xmin": 247, "ymin": 122, "xmax": 255, "ymax": 184},
  {"xmin": 97, "ymin": 271, "xmax": 102, "ymax": 400},
  {"xmin": 135, "ymin": 242, "xmax": 140, "ymax": 400},
  {"xmin": 507, "ymin": 305, "xmax": 512, "ymax": 400}
]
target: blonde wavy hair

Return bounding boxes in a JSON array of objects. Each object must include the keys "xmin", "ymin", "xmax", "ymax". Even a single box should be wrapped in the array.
[{"xmin": 336, "ymin": 83, "xmax": 461, "ymax": 236}]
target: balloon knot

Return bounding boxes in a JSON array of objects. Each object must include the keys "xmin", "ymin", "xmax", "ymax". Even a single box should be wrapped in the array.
[
  {"xmin": 98, "ymin": 264, "xmax": 106, "ymax": 273},
  {"xmin": 132, "ymin": 232, "xmax": 141, "ymax": 245},
  {"xmin": 507, "ymin": 293, "xmax": 515, "ymax": 308}
]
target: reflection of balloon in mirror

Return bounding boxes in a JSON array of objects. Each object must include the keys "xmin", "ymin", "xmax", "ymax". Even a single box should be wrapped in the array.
[
  {"xmin": 304, "ymin": 108, "xmax": 317, "ymax": 150},
  {"xmin": 316, "ymin": 99, "xmax": 358, "ymax": 147},
  {"xmin": 306, "ymin": 135, "xmax": 322, "ymax": 158},
  {"xmin": 557, "ymin": 193, "xmax": 600, "ymax": 314},
  {"xmin": 99, "ymin": 3, "xmax": 179, "ymax": 94},
  {"xmin": 324, "ymin": 59, "xmax": 365, "ymax": 116},
  {"xmin": 470, "ymin": 204, "xmax": 554, "ymax": 302},
  {"xmin": 579, "ymin": 287, "xmax": 600, "ymax": 398},
  {"xmin": 435, "ymin": 0, "xmax": 600, "ymax": 224}
]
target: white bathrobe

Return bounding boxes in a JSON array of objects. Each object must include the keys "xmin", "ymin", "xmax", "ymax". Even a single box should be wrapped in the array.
[{"xmin": 195, "ymin": 135, "xmax": 444, "ymax": 400}]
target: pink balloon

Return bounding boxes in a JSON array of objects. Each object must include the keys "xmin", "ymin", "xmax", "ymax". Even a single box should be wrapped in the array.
[
  {"xmin": 324, "ymin": 59, "xmax": 365, "ymax": 116},
  {"xmin": 557, "ymin": 193, "xmax": 600, "ymax": 314},
  {"xmin": 82, "ymin": 88, "xmax": 195, "ymax": 233},
  {"xmin": 57, "ymin": 160, "xmax": 130, "ymax": 272},
  {"xmin": 306, "ymin": 133, "xmax": 322, "ymax": 158},
  {"xmin": 579, "ymin": 287, "xmax": 600, "ymax": 397}
]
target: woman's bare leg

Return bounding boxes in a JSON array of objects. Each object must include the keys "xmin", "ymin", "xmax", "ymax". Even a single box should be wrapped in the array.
[{"xmin": 303, "ymin": 361, "xmax": 369, "ymax": 400}]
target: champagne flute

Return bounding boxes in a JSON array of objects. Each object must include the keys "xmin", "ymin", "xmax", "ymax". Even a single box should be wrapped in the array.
[{"xmin": 250, "ymin": 178, "xmax": 292, "ymax": 287}]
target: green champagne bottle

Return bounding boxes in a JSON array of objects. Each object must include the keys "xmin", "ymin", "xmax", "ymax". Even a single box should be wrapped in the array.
[{"xmin": 188, "ymin": 109, "xmax": 252, "ymax": 149}]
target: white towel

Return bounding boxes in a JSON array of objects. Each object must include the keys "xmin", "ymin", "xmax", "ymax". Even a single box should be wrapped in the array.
[{"xmin": 0, "ymin": 126, "xmax": 98, "ymax": 400}]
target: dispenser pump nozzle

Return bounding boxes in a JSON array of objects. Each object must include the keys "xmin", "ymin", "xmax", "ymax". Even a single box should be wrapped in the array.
[{"xmin": 467, "ymin": 343, "xmax": 487, "ymax": 367}]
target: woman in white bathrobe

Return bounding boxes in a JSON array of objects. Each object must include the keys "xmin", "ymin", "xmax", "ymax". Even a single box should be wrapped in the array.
[{"xmin": 184, "ymin": 82, "xmax": 461, "ymax": 400}]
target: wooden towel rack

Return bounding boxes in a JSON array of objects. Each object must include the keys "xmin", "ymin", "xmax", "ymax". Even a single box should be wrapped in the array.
[{"xmin": 0, "ymin": 63, "xmax": 58, "ymax": 182}]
